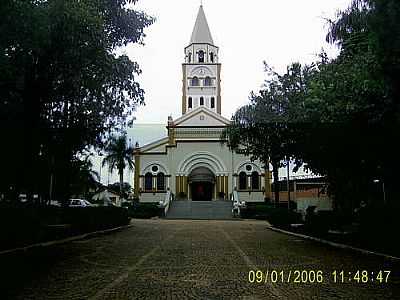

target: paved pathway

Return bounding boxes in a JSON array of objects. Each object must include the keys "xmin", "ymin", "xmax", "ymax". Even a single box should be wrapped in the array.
[{"xmin": 1, "ymin": 219, "xmax": 399, "ymax": 299}]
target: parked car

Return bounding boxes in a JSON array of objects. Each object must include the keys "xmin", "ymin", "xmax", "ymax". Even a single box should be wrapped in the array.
[{"xmin": 68, "ymin": 199, "xmax": 93, "ymax": 207}]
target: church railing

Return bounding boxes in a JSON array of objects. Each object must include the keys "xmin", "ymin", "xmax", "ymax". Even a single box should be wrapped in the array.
[
  {"xmin": 158, "ymin": 189, "xmax": 173, "ymax": 217},
  {"xmin": 231, "ymin": 190, "xmax": 246, "ymax": 218}
]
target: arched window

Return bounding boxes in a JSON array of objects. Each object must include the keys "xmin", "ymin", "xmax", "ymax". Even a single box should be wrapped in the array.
[
  {"xmin": 210, "ymin": 97, "xmax": 215, "ymax": 109},
  {"xmin": 157, "ymin": 172, "xmax": 165, "ymax": 191},
  {"xmin": 144, "ymin": 173, "xmax": 153, "ymax": 191},
  {"xmin": 251, "ymin": 171, "xmax": 259, "ymax": 190},
  {"xmin": 188, "ymin": 97, "xmax": 193, "ymax": 109},
  {"xmin": 210, "ymin": 52, "xmax": 214, "ymax": 63},
  {"xmin": 204, "ymin": 76, "xmax": 212, "ymax": 86},
  {"xmin": 188, "ymin": 52, "xmax": 192, "ymax": 63},
  {"xmin": 191, "ymin": 77, "xmax": 199, "ymax": 86},
  {"xmin": 198, "ymin": 50, "xmax": 205, "ymax": 63},
  {"xmin": 200, "ymin": 97, "xmax": 204, "ymax": 106},
  {"xmin": 239, "ymin": 172, "xmax": 247, "ymax": 190}
]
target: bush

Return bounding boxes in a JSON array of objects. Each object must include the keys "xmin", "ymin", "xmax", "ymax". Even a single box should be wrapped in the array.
[
  {"xmin": 276, "ymin": 201, "xmax": 297, "ymax": 210},
  {"xmin": 64, "ymin": 206, "xmax": 130, "ymax": 231},
  {"xmin": 0, "ymin": 203, "xmax": 130, "ymax": 250},
  {"xmin": 267, "ymin": 208, "xmax": 302, "ymax": 228},
  {"xmin": 240, "ymin": 203, "xmax": 274, "ymax": 219},
  {"xmin": 128, "ymin": 203, "xmax": 160, "ymax": 219},
  {"xmin": 304, "ymin": 208, "xmax": 335, "ymax": 235},
  {"xmin": 240, "ymin": 203, "xmax": 302, "ymax": 226}
]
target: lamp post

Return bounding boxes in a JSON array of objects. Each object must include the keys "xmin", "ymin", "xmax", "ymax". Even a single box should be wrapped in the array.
[
  {"xmin": 373, "ymin": 179, "xmax": 386, "ymax": 205},
  {"xmin": 286, "ymin": 157, "xmax": 290, "ymax": 210},
  {"xmin": 98, "ymin": 152, "xmax": 103, "ymax": 185}
]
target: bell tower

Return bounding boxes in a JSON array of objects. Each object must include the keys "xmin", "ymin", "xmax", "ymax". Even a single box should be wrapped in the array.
[{"xmin": 182, "ymin": 5, "xmax": 222, "ymax": 115}]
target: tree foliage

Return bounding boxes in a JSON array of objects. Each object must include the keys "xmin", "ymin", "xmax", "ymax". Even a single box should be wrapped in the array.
[
  {"xmin": 225, "ymin": 0, "xmax": 400, "ymax": 211},
  {"xmin": 0, "ymin": 0, "xmax": 154, "ymax": 203},
  {"xmin": 102, "ymin": 134, "xmax": 135, "ymax": 198}
]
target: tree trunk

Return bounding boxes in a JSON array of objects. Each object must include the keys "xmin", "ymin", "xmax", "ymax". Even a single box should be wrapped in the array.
[{"xmin": 119, "ymin": 170, "xmax": 124, "ymax": 200}]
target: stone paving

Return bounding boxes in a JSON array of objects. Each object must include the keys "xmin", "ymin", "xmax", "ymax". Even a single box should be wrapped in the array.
[{"xmin": 1, "ymin": 219, "xmax": 399, "ymax": 299}]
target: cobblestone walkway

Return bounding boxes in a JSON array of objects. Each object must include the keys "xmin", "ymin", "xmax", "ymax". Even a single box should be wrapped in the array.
[{"xmin": 1, "ymin": 219, "xmax": 399, "ymax": 299}]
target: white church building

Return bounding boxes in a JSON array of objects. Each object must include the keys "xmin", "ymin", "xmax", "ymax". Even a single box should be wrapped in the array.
[{"xmin": 133, "ymin": 5, "xmax": 272, "ymax": 204}]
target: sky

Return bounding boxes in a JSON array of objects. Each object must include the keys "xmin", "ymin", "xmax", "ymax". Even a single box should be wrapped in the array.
[
  {"xmin": 96, "ymin": 0, "xmax": 353, "ymax": 185},
  {"xmin": 125, "ymin": 0, "xmax": 352, "ymax": 124}
]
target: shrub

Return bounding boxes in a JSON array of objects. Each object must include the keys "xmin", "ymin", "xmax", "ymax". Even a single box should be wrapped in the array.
[
  {"xmin": 267, "ymin": 208, "xmax": 302, "ymax": 228},
  {"xmin": 128, "ymin": 203, "xmax": 160, "ymax": 219},
  {"xmin": 0, "ymin": 204, "xmax": 130, "ymax": 250},
  {"xmin": 304, "ymin": 208, "xmax": 333, "ymax": 235},
  {"xmin": 64, "ymin": 206, "xmax": 130, "ymax": 231},
  {"xmin": 240, "ymin": 203, "xmax": 274, "ymax": 219}
]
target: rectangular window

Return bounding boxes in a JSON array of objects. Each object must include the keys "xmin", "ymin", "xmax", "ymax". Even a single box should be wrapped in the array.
[
  {"xmin": 188, "ymin": 97, "xmax": 193, "ymax": 109},
  {"xmin": 211, "ymin": 97, "xmax": 215, "ymax": 109}
]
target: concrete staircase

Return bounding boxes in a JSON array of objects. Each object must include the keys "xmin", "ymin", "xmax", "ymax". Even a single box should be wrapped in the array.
[{"xmin": 165, "ymin": 200, "xmax": 233, "ymax": 220}]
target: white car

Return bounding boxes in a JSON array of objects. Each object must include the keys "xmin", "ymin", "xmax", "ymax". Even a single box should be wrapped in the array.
[{"xmin": 69, "ymin": 199, "xmax": 93, "ymax": 207}]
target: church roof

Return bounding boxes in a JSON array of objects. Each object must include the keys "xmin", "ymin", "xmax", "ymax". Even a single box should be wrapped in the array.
[{"xmin": 190, "ymin": 5, "xmax": 214, "ymax": 45}]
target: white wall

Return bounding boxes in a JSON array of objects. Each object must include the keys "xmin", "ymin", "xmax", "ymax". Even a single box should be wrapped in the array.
[{"xmin": 139, "ymin": 140, "xmax": 266, "ymax": 202}]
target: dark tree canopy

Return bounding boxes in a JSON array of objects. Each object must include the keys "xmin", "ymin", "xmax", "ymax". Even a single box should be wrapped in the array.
[
  {"xmin": 0, "ymin": 0, "xmax": 154, "ymax": 203},
  {"xmin": 224, "ymin": 0, "xmax": 400, "ymax": 211}
]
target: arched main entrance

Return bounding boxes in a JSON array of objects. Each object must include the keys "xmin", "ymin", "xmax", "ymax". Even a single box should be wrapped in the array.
[{"xmin": 189, "ymin": 167, "xmax": 215, "ymax": 201}]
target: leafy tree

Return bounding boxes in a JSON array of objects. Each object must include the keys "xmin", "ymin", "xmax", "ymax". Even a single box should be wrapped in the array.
[
  {"xmin": 102, "ymin": 134, "xmax": 135, "ymax": 198},
  {"xmin": 0, "ymin": 0, "xmax": 154, "ymax": 204},
  {"xmin": 107, "ymin": 182, "xmax": 132, "ymax": 199},
  {"xmin": 312, "ymin": 0, "xmax": 400, "ymax": 209},
  {"xmin": 226, "ymin": 0, "xmax": 400, "ymax": 212},
  {"xmin": 224, "ymin": 63, "xmax": 313, "ymax": 203},
  {"xmin": 70, "ymin": 155, "xmax": 101, "ymax": 200}
]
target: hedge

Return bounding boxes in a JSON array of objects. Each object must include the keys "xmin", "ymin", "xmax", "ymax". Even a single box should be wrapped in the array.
[{"xmin": 0, "ymin": 204, "xmax": 130, "ymax": 251}]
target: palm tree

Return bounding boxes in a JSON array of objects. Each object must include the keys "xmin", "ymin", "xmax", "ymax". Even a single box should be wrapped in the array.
[
  {"xmin": 102, "ymin": 134, "xmax": 135, "ymax": 198},
  {"xmin": 71, "ymin": 156, "xmax": 101, "ymax": 199}
]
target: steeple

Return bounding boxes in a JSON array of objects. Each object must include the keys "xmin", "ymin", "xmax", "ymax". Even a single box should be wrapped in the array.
[
  {"xmin": 190, "ymin": 5, "xmax": 214, "ymax": 45},
  {"xmin": 182, "ymin": 5, "xmax": 221, "ymax": 116}
]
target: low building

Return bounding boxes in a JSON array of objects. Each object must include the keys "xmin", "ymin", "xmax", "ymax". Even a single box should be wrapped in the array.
[{"xmin": 92, "ymin": 189, "xmax": 122, "ymax": 207}]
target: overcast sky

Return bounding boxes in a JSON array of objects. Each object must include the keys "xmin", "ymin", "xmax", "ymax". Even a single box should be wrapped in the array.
[
  {"xmin": 125, "ymin": 0, "xmax": 352, "ymax": 124},
  {"xmin": 98, "ymin": 0, "xmax": 352, "ymax": 185}
]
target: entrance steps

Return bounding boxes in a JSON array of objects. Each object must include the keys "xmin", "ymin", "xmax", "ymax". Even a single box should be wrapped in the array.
[{"xmin": 165, "ymin": 200, "xmax": 233, "ymax": 220}]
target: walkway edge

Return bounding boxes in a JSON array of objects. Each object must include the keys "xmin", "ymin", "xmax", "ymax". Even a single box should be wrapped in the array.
[
  {"xmin": 266, "ymin": 225, "xmax": 400, "ymax": 261},
  {"xmin": 0, "ymin": 223, "xmax": 135, "ymax": 256}
]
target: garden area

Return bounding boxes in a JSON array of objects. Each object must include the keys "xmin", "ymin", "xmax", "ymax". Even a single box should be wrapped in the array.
[{"xmin": 241, "ymin": 202, "xmax": 399, "ymax": 257}]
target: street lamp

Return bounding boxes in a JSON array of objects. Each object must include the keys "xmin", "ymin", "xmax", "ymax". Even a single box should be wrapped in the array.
[
  {"xmin": 373, "ymin": 179, "xmax": 386, "ymax": 205},
  {"xmin": 98, "ymin": 152, "xmax": 103, "ymax": 185},
  {"xmin": 286, "ymin": 157, "xmax": 290, "ymax": 210}
]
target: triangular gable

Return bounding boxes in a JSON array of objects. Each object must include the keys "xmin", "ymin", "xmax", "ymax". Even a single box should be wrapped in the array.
[
  {"xmin": 140, "ymin": 137, "xmax": 169, "ymax": 153},
  {"xmin": 174, "ymin": 107, "xmax": 230, "ymax": 127}
]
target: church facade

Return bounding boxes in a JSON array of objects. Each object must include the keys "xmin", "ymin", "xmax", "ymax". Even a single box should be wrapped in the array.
[{"xmin": 133, "ymin": 5, "xmax": 271, "ymax": 203}]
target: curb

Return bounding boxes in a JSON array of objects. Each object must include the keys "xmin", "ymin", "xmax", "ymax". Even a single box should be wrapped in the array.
[
  {"xmin": 0, "ymin": 223, "xmax": 134, "ymax": 256},
  {"xmin": 267, "ymin": 225, "xmax": 400, "ymax": 261}
]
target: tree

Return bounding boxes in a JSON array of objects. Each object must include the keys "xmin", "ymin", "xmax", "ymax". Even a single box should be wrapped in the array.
[
  {"xmin": 223, "ymin": 63, "xmax": 313, "ymax": 203},
  {"xmin": 313, "ymin": 0, "xmax": 400, "ymax": 209},
  {"xmin": 226, "ymin": 0, "xmax": 400, "ymax": 213},
  {"xmin": 0, "ymin": 0, "xmax": 154, "ymax": 204},
  {"xmin": 70, "ymin": 155, "xmax": 101, "ymax": 200},
  {"xmin": 102, "ymin": 135, "xmax": 135, "ymax": 198},
  {"xmin": 108, "ymin": 182, "xmax": 132, "ymax": 199}
]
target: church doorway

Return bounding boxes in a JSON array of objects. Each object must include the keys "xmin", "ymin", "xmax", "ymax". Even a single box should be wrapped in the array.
[{"xmin": 188, "ymin": 167, "xmax": 215, "ymax": 201}]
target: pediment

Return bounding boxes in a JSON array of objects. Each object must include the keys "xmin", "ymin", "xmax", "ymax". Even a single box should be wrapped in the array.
[
  {"xmin": 140, "ymin": 137, "xmax": 169, "ymax": 153},
  {"xmin": 174, "ymin": 107, "xmax": 230, "ymax": 127}
]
